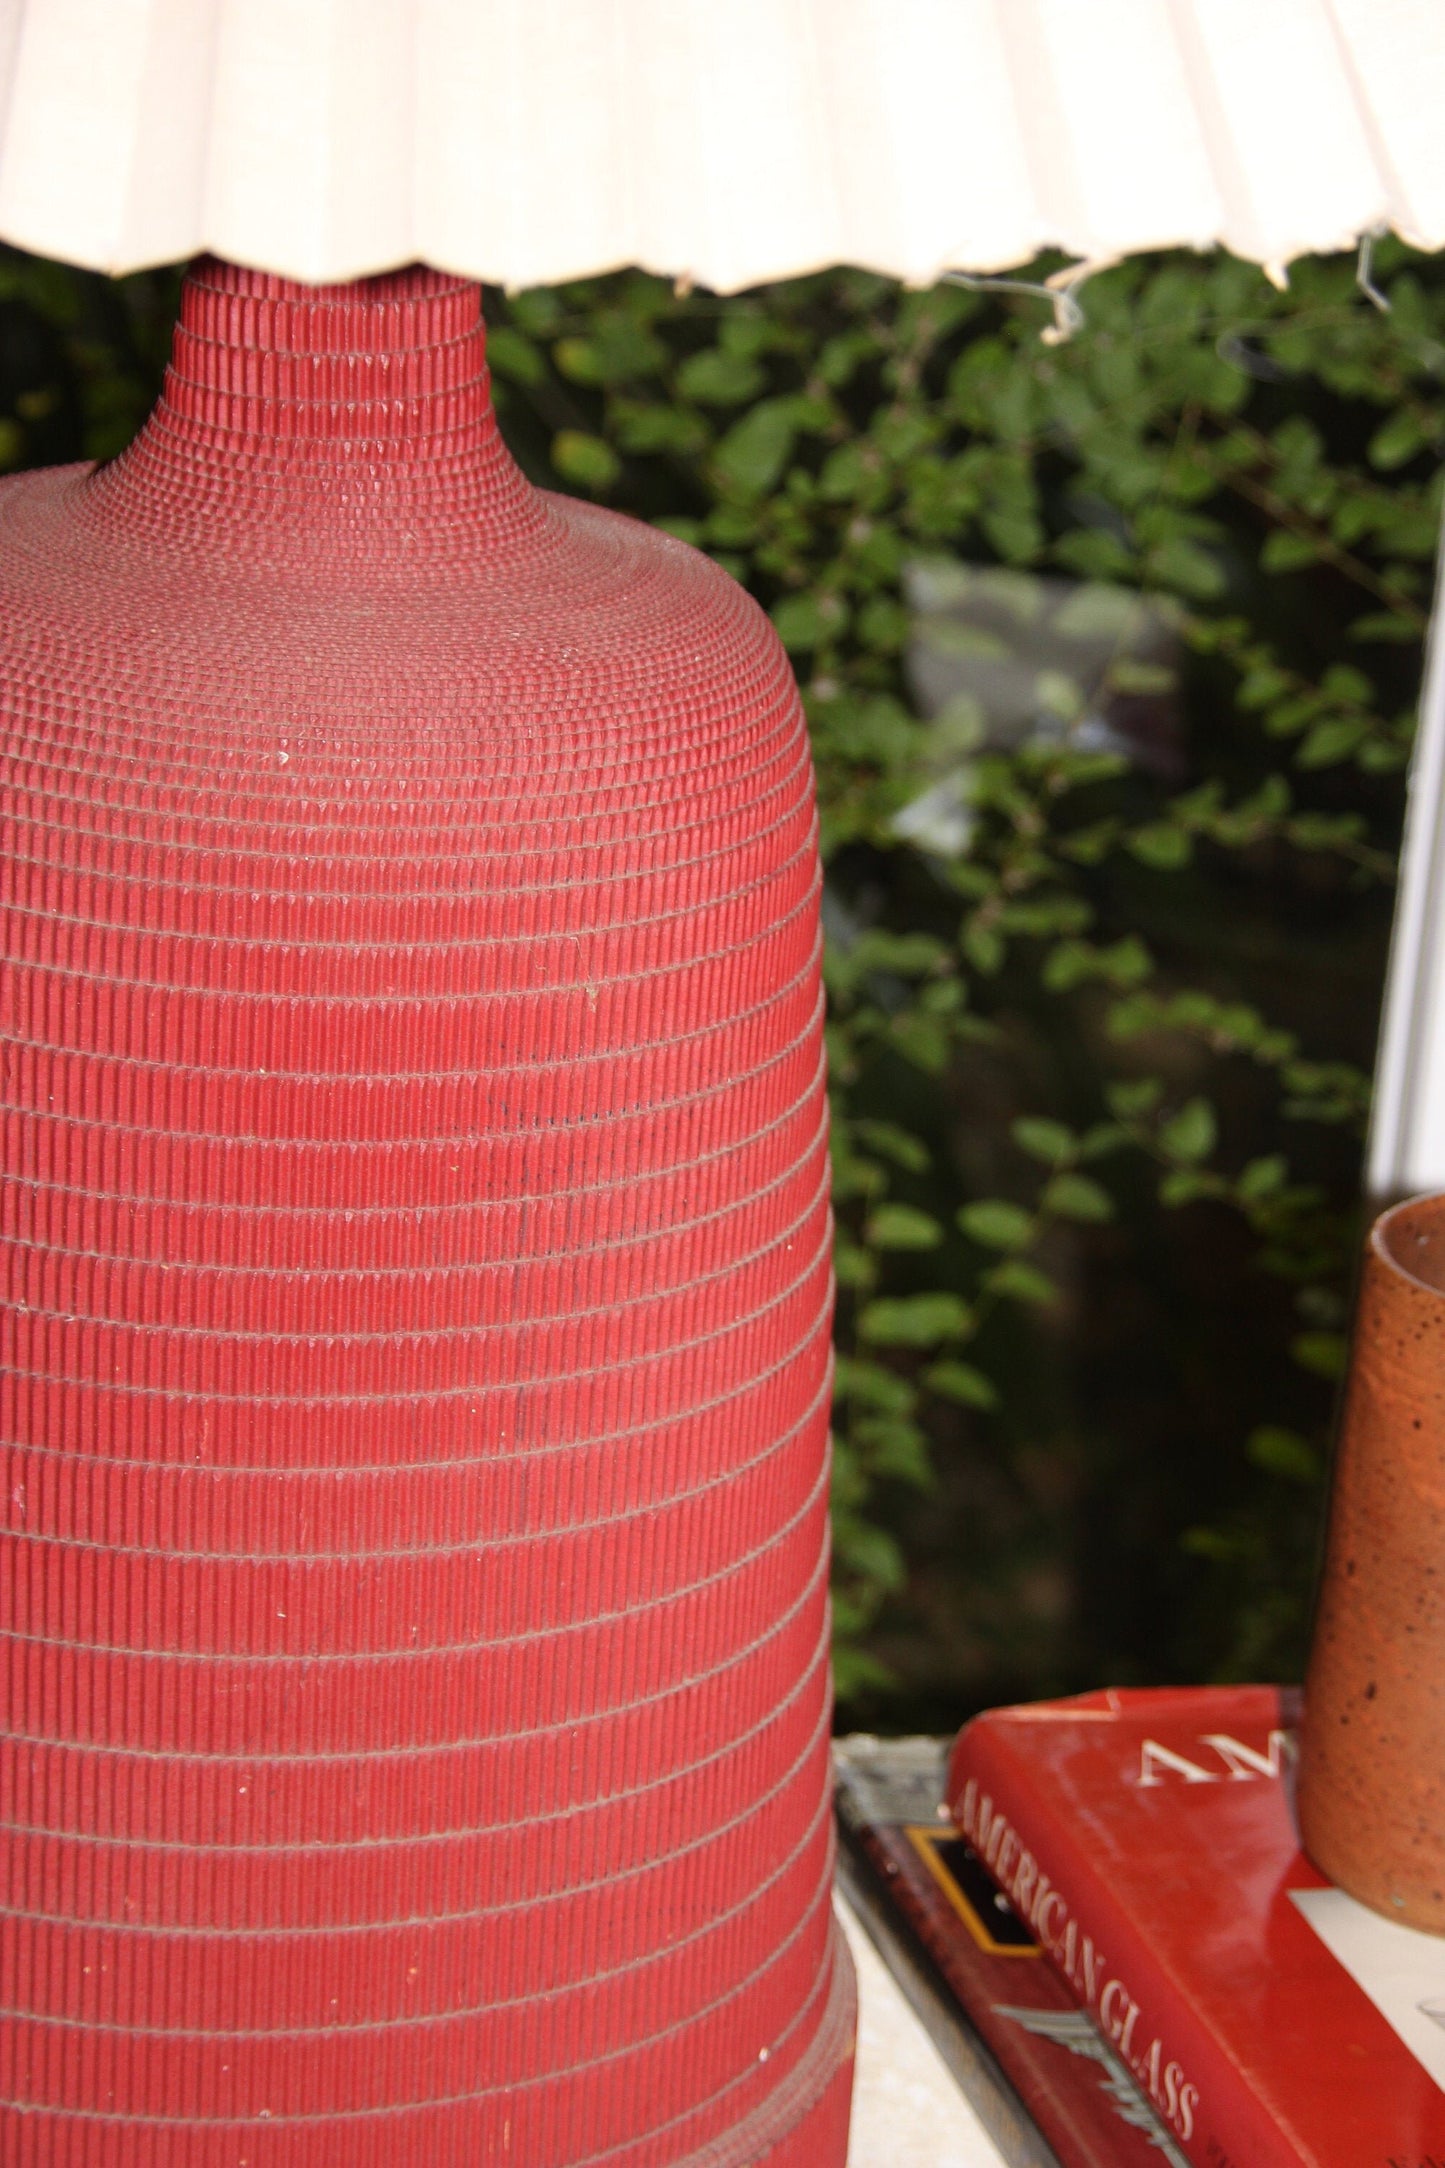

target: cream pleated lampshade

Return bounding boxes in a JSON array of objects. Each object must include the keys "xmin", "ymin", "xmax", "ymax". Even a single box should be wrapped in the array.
[{"xmin": 1, "ymin": 0, "xmax": 1444, "ymax": 291}]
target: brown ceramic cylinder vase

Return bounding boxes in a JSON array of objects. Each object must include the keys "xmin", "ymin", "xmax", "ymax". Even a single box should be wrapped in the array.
[{"xmin": 1300, "ymin": 1192, "xmax": 1445, "ymax": 1931}]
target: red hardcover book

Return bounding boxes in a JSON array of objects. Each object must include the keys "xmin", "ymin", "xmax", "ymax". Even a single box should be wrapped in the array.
[{"xmin": 947, "ymin": 1685, "xmax": 1445, "ymax": 2168}]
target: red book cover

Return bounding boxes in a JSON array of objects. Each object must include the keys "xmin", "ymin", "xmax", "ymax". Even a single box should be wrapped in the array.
[{"xmin": 947, "ymin": 1685, "xmax": 1445, "ymax": 2168}]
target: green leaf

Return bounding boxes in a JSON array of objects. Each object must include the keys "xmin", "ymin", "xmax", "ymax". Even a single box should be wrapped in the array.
[
  {"xmin": 982, "ymin": 502, "xmax": 1044, "ymax": 564},
  {"xmin": 553, "ymin": 337, "xmax": 606, "ymax": 386},
  {"xmin": 717, "ymin": 311, "xmax": 777, "ymax": 362},
  {"xmin": 858, "ymin": 1293, "xmax": 972, "ymax": 1347},
  {"xmin": 832, "ymin": 1645, "xmax": 894, "ymax": 1699},
  {"xmin": 1259, "ymin": 530, "xmax": 1320, "ymax": 574},
  {"xmin": 924, "ymin": 1360, "xmax": 999, "ymax": 1411},
  {"xmin": 832, "ymin": 1237, "xmax": 877, "ymax": 1291},
  {"xmin": 888, "ymin": 1013, "xmax": 951, "ymax": 1074},
  {"xmin": 507, "ymin": 288, "xmax": 563, "ymax": 336},
  {"xmin": 829, "ymin": 1139, "xmax": 887, "ymax": 1202},
  {"xmin": 817, "ymin": 331, "xmax": 876, "ymax": 389},
  {"xmin": 771, "ymin": 595, "xmax": 827, "ymax": 652},
  {"xmin": 675, "ymin": 348, "xmax": 767, "ymax": 406},
  {"xmin": 1108, "ymin": 994, "xmax": 1160, "ymax": 1042},
  {"xmin": 1106, "ymin": 657, "xmax": 1177, "ymax": 696},
  {"xmin": 866, "ymin": 1204, "xmax": 944, "ymax": 1251},
  {"xmin": 819, "ymin": 442, "xmax": 879, "ymax": 501},
  {"xmin": 831, "ymin": 1517, "xmax": 907, "ymax": 1590},
  {"xmin": 1159, "ymin": 1168, "xmax": 1217, "ymax": 1207},
  {"xmin": 712, "ymin": 398, "xmax": 798, "ymax": 496},
  {"xmin": 857, "ymin": 597, "xmax": 909, "ymax": 653},
  {"xmin": 1127, "ymin": 823, "xmax": 1193, "ymax": 870},
  {"xmin": 483, "ymin": 327, "xmax": 545, "ymax": 386},
  {"xmin": 591, "ymin": 316, "xmax": 669, "ymax": 382},
  {"xmin": 985, "ymin": 1258, "xmax": 1056, "ymax": 1305},
  {"xmin": 1044, "ymin": 936, "xmax": 1153, "ymax": 993},
  {"xmin": 1296, "ymin": 715, "xmax": 1367, "ymax": 768},
  {"xmin": 703, "ymin": 506, "xmax": 760, "ymax": 547},
  {"xmin": 833, "ymin": 1358, "xmax": 916, "ymax": 1415},
  {"xmin": 1012, "ymin": 1117, "xmax": 1075, "ymax": 1164},
  {"xmin": 1044, "ymin": 1172, "xmax": 1114, "ymax": 1222},
  {"xmin": 1107, "ymin": 1078, "xmax": 1164, "ymax": 1119},
  {"xmin": 1180, "ymin": 1525, "xmax": 1248, "ymax": 1564},
  {"xmin": 1054, "ymin": 528, "xmax": 1137, "ymax": 581},
  {"xmin": 1042, "ymin": 942, "xmax": 1091, "ymax": 992},
  {"xmin": 1247, "ymin": 1426, "xmax": 1323, "ymax": 1484},
  {"xmin": 1160, "ymin": 1098, "xmax": 1217, "ymax": 1163},
  {"xmin": 854, "ymin": 1121, "xmax": 931, "ymax": 1174},
  {"xmin": 1238, "ymin": 1155, "xmax": 1287, "ymax": 1202},
  {"xmin": 963, "ymin": 922, "xmax": 1005, "ymax": 975},
  {"xmin": 1368, "ymin": 410, "xmax": 1428, "ymax": 470},
  {"xmin": 856, "ymin": 1416, "xmax": 934, "ymax": 1487},
  {"xmin": 1291, "ymin": 1331, "xmax": 1349, "ymax": 1381},
  {"xmin": 551, "ymin": 431, "xmax": 622, "ymax": 494},
  {"xmin": 1147, "ymin": 536, "xmax": 1226, "ymax": 599},
  {"xmin": 1238, "ymin": 663, "xmax": 1294, "ymax": 710},
  {"xmin": 613, "ymin": 403, "xmax": 707, "ymax": 456},
  {"xmin": 959, "ymin": 1199, "xmax": 1033, "ymax": 1250},
  {"xmin": 1349, "ymin": 611, "xmax": 1421, "ymax": 645}
]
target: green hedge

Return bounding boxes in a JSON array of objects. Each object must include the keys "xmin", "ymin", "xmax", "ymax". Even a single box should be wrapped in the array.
[{"xmin": 2, "ymin": 241, "xmax": 1438, "ymax": 1721}]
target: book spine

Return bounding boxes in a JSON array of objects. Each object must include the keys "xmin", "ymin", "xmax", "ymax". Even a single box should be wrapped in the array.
[{"xmin": 947, "ymin": 1723, "xmax": 1302, "ymax": 2168}]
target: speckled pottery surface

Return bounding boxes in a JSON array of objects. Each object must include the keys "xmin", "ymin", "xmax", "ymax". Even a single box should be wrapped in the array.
[{"xmin": 1300, "ymin": 1193, "xmax": 1445, "ymax": 1933}]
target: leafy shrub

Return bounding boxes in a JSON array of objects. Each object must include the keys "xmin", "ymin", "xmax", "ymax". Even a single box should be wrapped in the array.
[{"xmin": 2, "ymin": 241, "xmax": 1438, "ymax": 1720}]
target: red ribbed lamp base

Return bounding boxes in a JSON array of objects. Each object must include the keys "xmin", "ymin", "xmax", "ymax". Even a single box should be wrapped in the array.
[{"xmin": 0, "ymin": 263, "xmax": 853, "ymax": 2162}]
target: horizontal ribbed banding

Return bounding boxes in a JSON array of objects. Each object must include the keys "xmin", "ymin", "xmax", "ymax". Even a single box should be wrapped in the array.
[{"xmin": 0, "ymin": 263, "xmax": 852, "ymax": 2161}]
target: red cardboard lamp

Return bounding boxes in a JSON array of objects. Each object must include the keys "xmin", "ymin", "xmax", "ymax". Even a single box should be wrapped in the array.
[
  {"xmin": 0, "ymin": 18, "xmax": 866, "ymax": 2168},
  {"xmin": 0, "ymin": 5, "xmax": 1443, "ymax": 2162},
  {"xmin": 0, "ymin": 251, "xmax": 853, "ymax": 2164}
]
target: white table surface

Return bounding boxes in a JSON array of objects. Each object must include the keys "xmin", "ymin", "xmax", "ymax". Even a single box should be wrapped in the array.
[{"xmin": 838, "ymin": 1890, "xmax": 1009, "ymax": 2168}]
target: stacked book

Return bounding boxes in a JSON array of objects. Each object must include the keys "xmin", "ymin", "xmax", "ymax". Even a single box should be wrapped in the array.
[{"xmin": 836, "ymin": 1685, "xmax": 1445, "ymax": 2167}]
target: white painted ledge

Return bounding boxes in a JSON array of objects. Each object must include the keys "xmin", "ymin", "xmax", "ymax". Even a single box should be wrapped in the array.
[{"xmin": 838, "ymin": 1891, "xmax": 1008, "ymax": 2168}]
